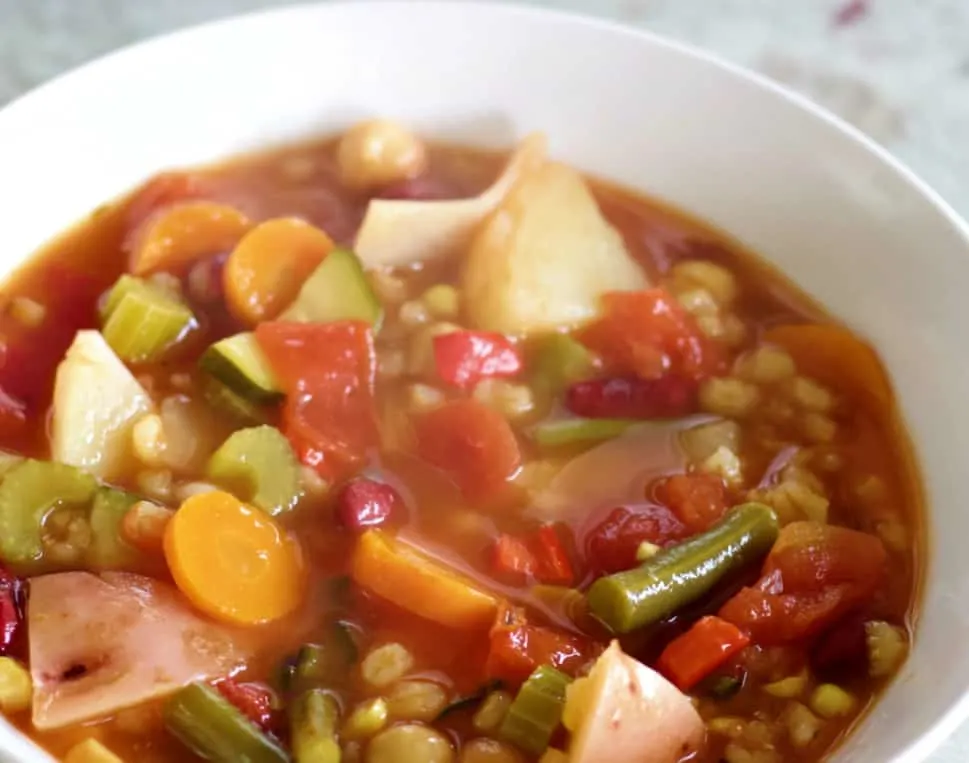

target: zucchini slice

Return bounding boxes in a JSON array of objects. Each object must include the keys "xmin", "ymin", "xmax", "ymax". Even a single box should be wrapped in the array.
[
  {"xmin": 200, "ymin": 332, "xmax": 282, "ymax": 404},
  {"xmin": 280, "ymin": 248, "xmax": 382, "ymax": 327}
]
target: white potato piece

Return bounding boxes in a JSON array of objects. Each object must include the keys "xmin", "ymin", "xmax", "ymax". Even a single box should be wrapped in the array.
[
  {"xmin": 29, "ymin": 571, "xmax": 254, "ymax": 730},
  {"xmin": 462, "ymin": 161, "xmax": 648, "ymax": 335},
  {"xmin": 51, "ymin": 331, "xmax": 153, "ymax": 480},
  {"xmin": 565, "ymin": 641, "xmax": 705, "ymax": 763},
  {"xmin": 355, "ymin": 133, "xmax": 547, "ymax": 267}
]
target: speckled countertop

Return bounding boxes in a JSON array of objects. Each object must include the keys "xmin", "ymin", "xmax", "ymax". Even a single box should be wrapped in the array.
[{"xmin": 1, "ymin": 0, "xmax": 968, "ymax": 759}]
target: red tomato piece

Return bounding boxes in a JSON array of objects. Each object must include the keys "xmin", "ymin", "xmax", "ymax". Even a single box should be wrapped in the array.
[
  {"xmin": 584, "ymin": 504, "xmax": 688, "ymax": 574},
  {"xmin": 580, "ymin": 289, "xmax": 724, "ymax": 381},
  {"xmin": 719, "ymin": 522, "xmax": 887, "ymax": 645},
  {"xmin": 215, "ymin": 678, "xmax": 276, "ymax": 732},
  {"xmin": 255, "ymin": 321, "xmax": 378, "ymax": 482},
  {"xmin": 657, "ymin": 616, "xmax": 751, "ymax": 691},
  {"xmin": 565, "ymin": 374, "xmax": 697, "ymax": 419},
  {"xmin": 413, "ymin": 399, "xmax": 521, "ymax": 500},
  {"xmin": 433, "ymin": 331, "xmax": 522, "ymax": 389},
  {"xmin": 485, "ymin": 605, "xmax": 601, "ymax": 685},
  {"xmin": 491, "ymin": 526, "xmax": 575, "ymax": 586},
  {"xmin": 655, "ymin": 473, "xmax": 729, "ymax": 534}
]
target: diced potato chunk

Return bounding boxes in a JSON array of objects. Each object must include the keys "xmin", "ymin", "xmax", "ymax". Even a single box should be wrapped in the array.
[{"xmin": 463, "ymin": 161, "xmax": 647, "ymax": 335}]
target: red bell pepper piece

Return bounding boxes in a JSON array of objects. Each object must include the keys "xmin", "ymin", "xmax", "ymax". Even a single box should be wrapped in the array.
[
  {"xmin": 580, "ymin": 289, "xmax": 724, "ymax": 381},
  {"xmin": 215, "ymin": 678, "xmax": 276, "ymax": 732},
  {"xmin": 656, "ymin": 616, "xmax": 750, "ymax": 691},
  {"xmin": 255, "ymin": 321, "xmax": 378, "ymax": 481},
  {"xmin": 491, "ymin": 526, "xmax": 574, "ymax": 586},
  {"xmin": 485, "ymin": 604, "xmax": 601, "ymax": 685},
  {"xmin": 433, "ymin": 331, "xmax": 522, "ymax": 389},
  {"xmin": 565, "ymin": 374, "xmax": 697, "ymax": 419},
  {"xmin": 413, "ymin": 399, "xmax": 521, "ymax": 500}
]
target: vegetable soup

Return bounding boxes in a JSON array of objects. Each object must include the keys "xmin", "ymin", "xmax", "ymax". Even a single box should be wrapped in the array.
[{"xmin": 0, "ymin": 120, "xmax": 921, "ymax": 763}]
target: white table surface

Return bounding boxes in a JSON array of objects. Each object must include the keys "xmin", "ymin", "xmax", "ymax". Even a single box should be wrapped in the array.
[{"xmin": 1, "ymin": 0, "xmax": 968, "ymax": 759}]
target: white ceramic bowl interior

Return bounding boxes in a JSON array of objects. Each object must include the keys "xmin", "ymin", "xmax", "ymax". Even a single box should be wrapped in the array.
[{"xmin": 1, "ymin": 3, "xmax": 968, "ymax": 761}]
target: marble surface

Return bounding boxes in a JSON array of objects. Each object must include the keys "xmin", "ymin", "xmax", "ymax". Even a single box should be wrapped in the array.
[{"xmin": 0, "ymin": 0, "xmax": 967, "ymax": 759}]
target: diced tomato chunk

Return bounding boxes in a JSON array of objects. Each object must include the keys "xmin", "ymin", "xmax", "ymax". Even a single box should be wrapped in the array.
[
  {"xmin": 565, "ymin": 374, "xmax": 697, "ymax": 419},
  {"xmin": 655, "ymin": 473, "xmax": 729, "ymax": 534},
  {"xmin": 491, "ymin": 525, "xmax": 574, "ymax": 586},
  {"xmin": 433, "ymin": 331, "xmax": 522, "ymax": 390},
  {"xmin": 580, "ymin": 289, "xmax": 724, "ymax": 381},
  {"xmin": 255, "ymin": 321, "xmax": 378, "ymax": 482},
  {"xmin": 413, "ymin": 399, "xmax": 521, "ymax": 500},
  {"xmin": 485, "ymin": 604, "xmax": 601, "ymax": 685},
  {"xmin": 215, "ymin": 678, "xmax": 276, "ymax": 732},
  {"xmin": 720, "ymin": 522, "xmax": 887, "ymax": 645},
  {"xmin": 584, "ymin": 504, "xmax": 688, "ymax": 574}
]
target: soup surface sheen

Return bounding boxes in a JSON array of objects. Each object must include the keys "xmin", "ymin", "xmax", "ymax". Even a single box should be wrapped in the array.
[{"xmin": 0, "ymin": 122, "xmax": 921, "ymax": 763}]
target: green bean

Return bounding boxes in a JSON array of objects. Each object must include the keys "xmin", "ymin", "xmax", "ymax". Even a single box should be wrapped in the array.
[
  {"xmin": 586, "ymin": 502, "xmax": 778, "ymax": 633},
  {"xmin": 290, "ymin": 689, "xmax": 341, "ymax": 763},
  {"xmin": 164, "ymin": 682, "xmax": 287, "ymax": 763}
]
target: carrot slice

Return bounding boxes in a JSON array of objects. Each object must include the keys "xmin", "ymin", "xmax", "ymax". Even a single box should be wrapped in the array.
[
  {"xmin": 224, "ymin": 218, "xmax": 334, "ymax": 324},
  {"xmin": 351, "ymin": 529, "xmax": 499, "ymax": 630},
  {"xmin": 164, "ymin": 491, "xmax": 306, "ymax": 625},
  {"xmin": 764, "ymin": 324, "xmax": 892, "ymax": 410},
  {"xmin": 130, "ymin": 201, "xmax": 251, "ymax": 275}
]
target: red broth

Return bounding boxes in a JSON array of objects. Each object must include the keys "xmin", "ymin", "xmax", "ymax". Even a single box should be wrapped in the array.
[{"xmin": 0, "ymin": 126, "xmax": 921, "ymax": 763}]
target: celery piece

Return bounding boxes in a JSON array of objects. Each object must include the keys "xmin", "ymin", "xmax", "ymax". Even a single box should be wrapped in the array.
[
  {"xmin": 0, "ymin": 459, "xmax": 97, "ymax": 571},
  {"xmin": 101, "ymin": 275, "xmax": 196, "ymax": 363},
  {"xmin": 164, "ymin": 682, "xmax": 288, "ymax": 763},
  {"xmin": 290, "ymin": 689, "xmax": 341, "ymax": 763},
  {"xmin": 499, "ymin": 665, "xmax": 571, "ymax": 755},
  {"xmin": 86, "ymin": 487, "xmax": 141, "ymax": 571},
  {"xmin": 531, "ymin": 417, "xmax": 640, "ymax": 447},
  {"xmin": 207, "ymin": 426, "xmax": 302, "ymax": 516}
]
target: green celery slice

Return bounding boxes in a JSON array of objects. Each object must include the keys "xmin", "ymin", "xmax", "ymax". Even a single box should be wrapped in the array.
[
  {"xmin": 207, "ymin": 426, "xmax": 302, "ymax": 515},
  {"xmin": 101, "ymin": 276, "xmax": 196, "ymax": 363},
  {"xmin": 280, "ymin": 248, "xmax": 382, "ymax": 327},
  {"xmin": 0, "ymin": 459, "xmax": 97, "ymax": 571},
  {"xmin": 200, "ymin": 332, "xmax": 282, "ymax": 404},
  {"xmin": 498, "ymin": 665, "xmax": 570, "ymax": 755},
  {"xmin": 86, "ymin": 487, "xmax": 142, "ymax": 571},
  {"xmin": 164, "ymin": 682, "xmax": 288, "ymax": 763}
]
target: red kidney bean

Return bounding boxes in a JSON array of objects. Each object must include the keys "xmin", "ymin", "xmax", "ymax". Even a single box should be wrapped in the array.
[
  {"xmin": 0, "ymin": 567, "xmax": 25, "ymax": 657},
  {"xmin": 186, "ymin": 252, "xmax": 229, "ymax": 305},
  {"xmin": 335, "ymin": 478, "xmax": 406, "ymax": 533},
  {"xmin": 215, "ymin": 678, "xmax": 276, "ymax": 732},
  {"xmin": 565, "ymin": 374, "xmax": 697, "ymax": 420},
  {"xmin": 811, "ymin": 612, "xmax": 869, "ymax": 677}
]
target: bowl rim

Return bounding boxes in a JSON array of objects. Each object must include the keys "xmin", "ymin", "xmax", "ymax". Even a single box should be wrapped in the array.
[{"xmin": 1, "ymin": 2, "xmax": 968, "ymax": 762}]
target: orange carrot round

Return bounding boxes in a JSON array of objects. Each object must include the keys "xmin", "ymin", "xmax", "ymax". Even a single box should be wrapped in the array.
[
  {"xmin": 130, "ymin": 201, "xmax": 251, "ymax": 275},
  {"xmin": 224, "ymin": 218, "xmax": 334, "ymax": 324},
  {"xmin": 164, "ymin": 490, "xmax": 306, "ymax": 625}
]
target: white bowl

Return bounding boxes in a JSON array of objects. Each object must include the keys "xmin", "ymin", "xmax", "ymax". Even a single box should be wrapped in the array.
[{"xmin": 0, "ymin": 2, "xmax": 967, "ymax": 761}]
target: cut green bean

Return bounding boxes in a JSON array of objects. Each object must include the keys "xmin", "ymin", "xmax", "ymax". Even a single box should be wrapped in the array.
[
  {"xmin": 101, "ymin": 275, "xmax": 196, "ymax": 363},
  {"xmin": 498, "ymin": 665, "xmax": 570, "ymax": 756},
  {"xmin": 587, "ymin": 502, "xmax": 779, "ymax": 634},
  {"xmin": 530, "ymin": 417, "xmax": 641, "ymax": 447},
  {"xmin": 289, "ymin": 622, "xmax": 358, "ymax": 691},
  {"xmin": 290, "ymin": 689, "xmax": 341, "ymax": 763},
  {"xmin": 0, "ymin": 459, "xmax": 97, "ymax": 571},
  {"xmin": 164, "ymin": 682, "xmax": 288, "ymax": 763},
  {"xmin": 207, "ymin": 426, "xmax": 302, "ymax": 516}
]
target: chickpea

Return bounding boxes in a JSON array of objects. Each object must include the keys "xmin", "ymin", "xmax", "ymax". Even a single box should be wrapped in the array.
[{"xmin": 338, "ymin": 120, "xmax": 428, "ymax": 191}]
